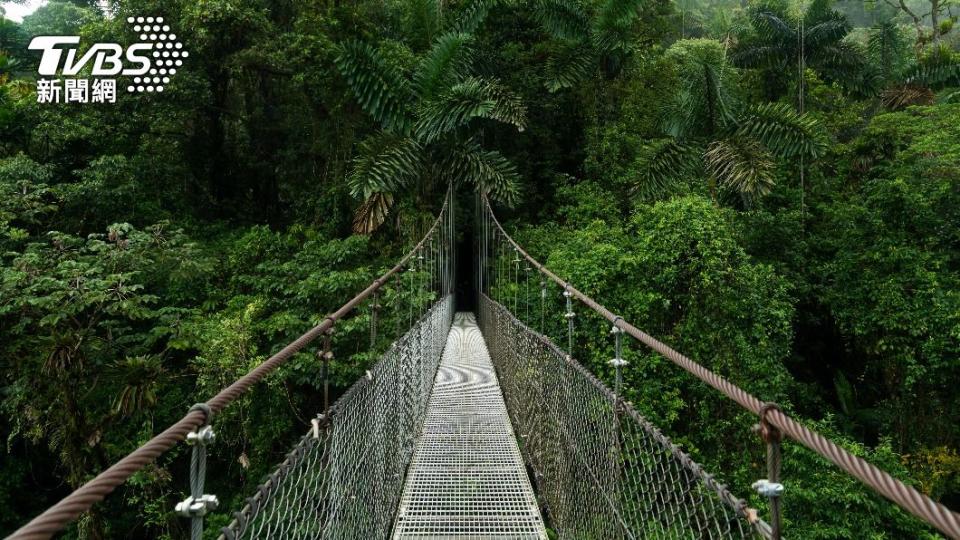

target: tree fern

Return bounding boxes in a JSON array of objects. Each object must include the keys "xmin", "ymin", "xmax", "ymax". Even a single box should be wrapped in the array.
[
  {"xmin": 736, "ymin": 102, "xmax": 826, "ymax": 159},
  {"xmin": 335, "ymin": 41, "xmax": 414, "ymax": 134}
]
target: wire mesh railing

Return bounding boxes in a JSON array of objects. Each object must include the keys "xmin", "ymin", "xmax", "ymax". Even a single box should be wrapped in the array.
[
  {"xmin": 479, "ymin": 294, "xmax": 771, "ymax": 539},
  {"xmin": 477, "ymin": 192, "xmax": 960, "ymax": 539},
  {"xmin": 219, "ymin": 295, "xmax": 454, "ymax": 540},
  {"xmin": 8, "ymin": 188, "xmax": 455, "ymax": 540}
]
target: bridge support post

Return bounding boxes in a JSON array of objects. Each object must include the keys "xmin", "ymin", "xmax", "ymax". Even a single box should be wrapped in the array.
[
  {"xmin": 753, "ymin": 403, "xmax": 784, "ymax": 540},
  {"xmin": 320, "ymin": 326, "xmax": 335, "ymax": 413},
  {"xmin": 563, "ymin": 287, "xmax": 575, "ymax": 357},
  {"xmin": 175, "ymin": 403, "xmax": 218, "ymax": 540}
]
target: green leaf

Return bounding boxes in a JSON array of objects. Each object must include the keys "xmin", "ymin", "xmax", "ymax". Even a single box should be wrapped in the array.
[
  {"xmin": 347, "ymin": 133, "xmax": 423, "ymax": 199},
  {"xmin": 630, "ymin": 138, "xmax": 697, "ymax": 199},
  {"xmin": 440, "ymin": 141, "xmax": 520, "ymax": 204},
  {"xmin": 415, "ymin": 77, "xmax": 526, "ymax": 143},
  {"xmin": 533, "ymin": 0, "xmax": 589, "ymax": 41},
  {"xmin": 414, "ymin": 32, "xmax": 474, "ymax": 99},
  {"xmin": 704, "ymin": 137, "xmax": 775, "ymax": 199},
  {"xmin": 736, "ymin": 102, "xmax": 826, "ymax": 159},
  {"xmin": 544, "ymin": 40, "xmax": 596, "ymax": 92},
  {"xmin": 335, "ymin": 40, "xmax": 414, "ymax": 133}
]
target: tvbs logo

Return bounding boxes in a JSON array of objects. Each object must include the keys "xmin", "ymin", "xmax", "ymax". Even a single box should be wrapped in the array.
[{"xmin": 28, "ymin": 16, "xmax": 188, "ymax": 104}]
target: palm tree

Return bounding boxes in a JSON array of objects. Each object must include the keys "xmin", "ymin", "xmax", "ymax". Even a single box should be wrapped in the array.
[
  {"xmin": 636, "ymin": 39, "xmax": 825, "ymax": 204},
  {"xmin": 530, "ymin": 0, "xmax": 645, "ymax": 91},
  {"xmin": 732, "ymin": 0, "xmax": 863, "ymax": 99},
  {"xmin": 863, "ymin": 20, "xmax": 960, "ymax": 110},
  {"xmin": 336, "ymin": 1, "xmax": 526, "ymax": 233}
]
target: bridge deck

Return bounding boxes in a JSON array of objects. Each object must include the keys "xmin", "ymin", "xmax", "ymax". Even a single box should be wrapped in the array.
[{"xmin": 392, "ymin": 312, "xmax": 547, "ymax": 539}]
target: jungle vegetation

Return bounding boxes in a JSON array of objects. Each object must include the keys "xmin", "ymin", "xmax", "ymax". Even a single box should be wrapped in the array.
[{"xmin": 1, "ymin": 0, "xmax": 959, "ymax": 537}]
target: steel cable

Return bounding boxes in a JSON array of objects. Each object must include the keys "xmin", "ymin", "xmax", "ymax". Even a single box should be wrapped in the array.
[
  {"xmin": 480, "ymin": 194, "xmax": 960, "ymax": 539},
  {"xmin": 7, "ymin": 191, "xmax": 453, "ymax": 540}
]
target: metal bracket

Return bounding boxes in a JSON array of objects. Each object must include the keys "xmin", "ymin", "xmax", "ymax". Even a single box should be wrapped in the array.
[
  {"xmin": 175, "ymin": 494, "xmax": 219, "ymax": 517},
  {"xmin": 609, "ymin": 322, "xmax": 628, "ymax": 367},
  {"xmin": 186, "ymin": 425, "xmax": 215, "ymax": 446},
  {"xmin": 752, "ymin": 479, "xmax": 784, "ymax": 498}
]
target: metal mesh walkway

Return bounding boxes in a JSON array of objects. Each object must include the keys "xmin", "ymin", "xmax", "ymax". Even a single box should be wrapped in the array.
[{"xmin": 393, "ymin": 312, "xmax": 547, "ymax": 539}]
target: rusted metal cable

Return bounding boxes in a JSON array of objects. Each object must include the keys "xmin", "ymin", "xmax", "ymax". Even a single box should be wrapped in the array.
[
  {"xmin": 481, "ymin": 194, "xmax": 960, "ymax": 539},
  {"xmin": 8, "ymin": 193, "xmax": 451, "ymax": 540}
]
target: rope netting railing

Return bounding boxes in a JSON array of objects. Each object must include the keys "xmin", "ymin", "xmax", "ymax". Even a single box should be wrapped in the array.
[
  {"xmin": 219, "ymin": 295, "xmax": 454, "ymax": 539},
  {"xmin": 8, "ymin": 189, "xmax": 456, "ymax": 540},
  {"xmin": 477, "ymin": 193, "xmax": 960, "ymax": 539},
  {"xmin": 479, "ymin": 295, "xmax": 771, "ymax": 539}
]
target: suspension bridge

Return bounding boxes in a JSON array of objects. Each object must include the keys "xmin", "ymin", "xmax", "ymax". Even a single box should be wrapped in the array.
[{"xmin": 7, "ymin": 189, "xmax": 960, "ymax": 540}]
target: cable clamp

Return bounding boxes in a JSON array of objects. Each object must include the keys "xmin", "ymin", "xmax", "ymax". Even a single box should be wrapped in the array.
[
  {"xmin": 187, "ymin": 425, "xmax": 215, "ymax": 446},
  {"xmin": 175, "ymin": 494, "xmax": 219, "ymax": 517},
  {"xmin": 751, "ymin": 479, "xmax": 784, "ymax": 498},
  {"xmin": 608, "ymin": 358, "xmax": 628, "ymax": 367}
]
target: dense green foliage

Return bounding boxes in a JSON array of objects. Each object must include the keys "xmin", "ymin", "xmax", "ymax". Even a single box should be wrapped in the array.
[{"xmin": 1, "ymin": 0, "xmax": 959, "ymax": 538}]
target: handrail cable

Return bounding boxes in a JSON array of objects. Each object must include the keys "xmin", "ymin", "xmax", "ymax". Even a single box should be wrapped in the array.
[
  {"xmin": 481, "ymin": 193, "xmax": 960, "ymax": 539},
  {"xmin": 8, "ymin": 189, "xmax": 453, "ymax": 540}
]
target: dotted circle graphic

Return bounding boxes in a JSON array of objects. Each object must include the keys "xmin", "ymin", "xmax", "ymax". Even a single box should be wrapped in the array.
[{"xmin": 125, "ymin": 16, "xmax": 187, "ymax": 93}]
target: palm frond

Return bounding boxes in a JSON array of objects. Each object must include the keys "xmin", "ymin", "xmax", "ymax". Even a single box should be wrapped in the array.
[
  {"xmin": 533, "ymin": 0, "xmax": 590, "ymax": 41},
  {"xmin": 353, "ymin": 192, "xmax": 395, "ymax": 234},
  {"xmin": 415, "ymin": 77, "xmax": 526, "ymax": 143},
  {"xmin": 803, "ymin": 0, "xmax": 840, "ymax": 27},
  {"xmin": 881, "ymin": 84, "xmax": 935, "ymax": 110},
  {"xmin": 414, "ymin": 32, "xmax": 474, "ymax": 99},
  {"xmin": 593, "ymin": 0, "xmax": 642, "ymax": 53},
  {"xmin": 811, "ymin": 41, "xmax": 864, "ymax": 74},
  {"xmin": 449, "ymin": 0, "xmax": 495, "ymax": 34},
  {"xmin": 804, "ymin": 18, "xmax": 851, "ymax": 50},
  {"xmin": 905, "ymin": 47, "xmax": 960, "ymax": 88},
  {"xmin": 868, "ymin": 19, "xmax": 910, "ymax": 83},
  {"xmin": 705, "ymin": 138, "xmax": 775, "ymax": 199},
  {"xmin": 731, "ymin": 44, "xmax": 788, "ymax": 69},
  {"xmin": 348, "ymin": 133, "xmax": 423, "ymax": 199},
  {"xmin": 749, "ymin": 9, "xmax": 795, "ymax": 45},
  {"xmin": 736, "ymin": 102, "xmax": 826, "ymax": 159},
  {"xmin": 335, "ymin": 40, "xmax": 414, "ymax": 134},
  {"xmin": 595, "ymin": 0, "xmax": 642, "ymax": 31},
  {"xmin": 441, "ymin": 142, "xmax": 520, "ymax": 204},
  {"xmin": 407, "ymin": 0, "xmax": 440, "ymax": 48},
  {"xmin": 702, "ymin": 61, "xmax": 738, "ymax": 132},
  {"xmin": 544, "ymin": 40, "xmax": 596, "ymax": 92},
  {"xmin": 631, "ymin": 138, "xmax": 697, "ymax": 199}
]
